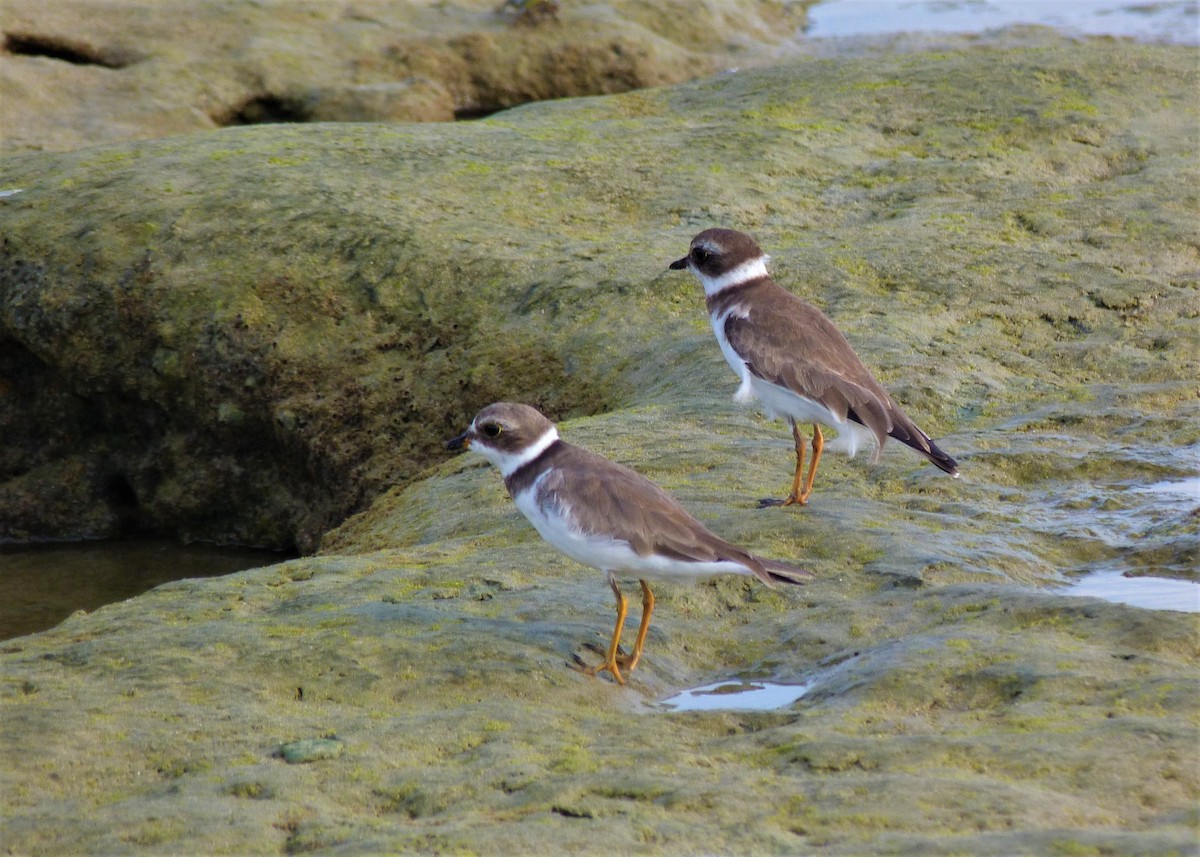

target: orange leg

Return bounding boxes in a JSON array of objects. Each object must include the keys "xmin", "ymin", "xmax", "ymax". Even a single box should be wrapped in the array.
[
  {"xmin": 797, "ymin": 424, "xmax": 824, "ymax": 504},
  {"xmin": 581, "ymin": 572, "xmax": 629, "ymax": 685},
  {"xmin": 615, "ymin": 580, "xmax": 655, "ymax": 674},
  {"xmin": 760, "ymin": 420, "xmax": 807, "ymax": 508}
]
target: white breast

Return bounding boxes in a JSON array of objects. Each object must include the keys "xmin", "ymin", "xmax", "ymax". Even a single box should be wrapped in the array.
[
  {"xmin": 512, "ymin": 473, "xmax": 589, "ymax": 564},
  {"xmin": 710, "ymin": 307, "xmax": 756, "ymax": 404}
]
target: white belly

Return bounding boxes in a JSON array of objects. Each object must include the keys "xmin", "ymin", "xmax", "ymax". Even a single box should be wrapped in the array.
[
  {"xmin": 711, "ymin": 310, "xmax": 875, "ymax": 458},
  {"xmin": 752, "ymin": 376, "xmax": 875, "ymax": 458},
  {"xmin": 513, "ymin": 477, "xmax": 753, "ymax": 584}
]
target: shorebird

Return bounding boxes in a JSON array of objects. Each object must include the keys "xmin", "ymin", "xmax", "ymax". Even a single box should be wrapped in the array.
[
  {"xmin": 447, "ymin": 402, "xmax": 811, "ymax": 683},
  {"xmin": 670, "ymin": 228, "xmax": 958, "ymax": 506}
]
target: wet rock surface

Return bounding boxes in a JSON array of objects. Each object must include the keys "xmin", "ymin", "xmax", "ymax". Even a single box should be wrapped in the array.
[
  {"xmin": 0, "ymin": 38, "xmax": 1198, "ymax": 855},
  {"xmin": 0, "ymin": 543, "xmax": 1195, "ymax": 854}
]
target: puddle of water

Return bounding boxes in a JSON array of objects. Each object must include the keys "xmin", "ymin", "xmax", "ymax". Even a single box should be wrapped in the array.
[
  {"xmin": 1056, "ymin": 568, "xmax": 1200, "ymax": 613},
  {"xmin": 659, "ymin": 679, "xmax": 812, "ymax": 712},
  {"xmin": 0, "ymin": 539, "xmax": 285, "ymax": 640},
  {"xmin": 1134, "ymin": 477, "xmax": 1200, "ymax": 500},
  {"xmin": 1017, "ymin": 459, "xmax": 1199, "ymax": 576},
  {"xmin": 804, "ymin": 0, "xmax": 1199, "ymax": 45}
]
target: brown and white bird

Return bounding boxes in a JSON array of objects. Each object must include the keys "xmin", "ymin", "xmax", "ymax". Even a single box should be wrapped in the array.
[
  {"xmin": 670, "ymin": 228, "xmax": 958, "ymax": 507},
  {"xmin": 446, "ymin": 402, "xmax": 811, "ymax": 684}
]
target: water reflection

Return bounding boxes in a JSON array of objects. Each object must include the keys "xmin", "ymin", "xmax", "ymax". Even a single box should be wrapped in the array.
[
  {"xmin": 1134, "ymin": 477, "xmax": 1200, "ymax": 501},
  {"xmin": 1057, "ymin": 568, "xmax": 1200, "ymax": 613},
  {"xmin": 0, "ymin": 540, "xmax": 284, "ymax": 640},
  {"xmin": 660, "ymin": 679, "xmax": 812, "ymax": 712}
]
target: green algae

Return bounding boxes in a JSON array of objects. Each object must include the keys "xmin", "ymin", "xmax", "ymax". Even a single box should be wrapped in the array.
[
  {"xmin": 275, "ymin": 738, "xmax": 345, "ymax": 765},
  {"xmin": 1, "ymin": 38, "xmax": 1198, "ymax": 857}
]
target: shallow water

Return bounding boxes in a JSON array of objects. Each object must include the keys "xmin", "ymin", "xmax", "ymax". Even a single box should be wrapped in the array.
[
  {"xmin": 0, "ymin": 540, "xmax": 283, "ymax": 640},
  {"xmin": 1136, "ymin": 476, "xmax": 1200, "ymax": 501},
  {"xmin": 1057, "ymin": 567, "xmax": 1200, "ymax": 613},
  {"xmin": 659, "ymin": 679, "xmax": 813, "ymax": 712},
  {"xmin": 1022, "ymin": 465, "xmax": 1199, "ymax": 578},
  {"xmin": 804, "ymin": 0, "xmax": 1199, "ymax": 45},
  {"xmin": 661, "ymin": 551, "xmax": 1200, "ymax": 715}
]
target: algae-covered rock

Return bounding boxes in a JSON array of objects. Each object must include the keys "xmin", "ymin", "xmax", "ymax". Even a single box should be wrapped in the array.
[
  {"xmin": 0, "ymin": 0, "xmax": 809, "ymax": 153},
  {"xmin": 0, "ymin": 39, "xmax": 1198, "ymax": 855},
  {"xmin": 2, "ymin": 38, "xmax": 1197, "ymax": 559},
  {"xmin": 0, "ymin": 543, "xmax": 1195, "ymax": 854}
]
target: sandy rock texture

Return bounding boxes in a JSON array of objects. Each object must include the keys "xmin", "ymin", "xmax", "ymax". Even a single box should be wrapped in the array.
[
  {"xmin": 0, "ymin": 0, "xmax": 808, "ymax": 153},
  {"xmin": 0, "ymin": 38, "xmax": 1197, "ymax": 855}
]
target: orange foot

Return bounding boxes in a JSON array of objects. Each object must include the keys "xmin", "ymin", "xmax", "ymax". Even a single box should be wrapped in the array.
[{"xmin": 571, "ymin": 647, "xmax": 625, "ymax": 685}]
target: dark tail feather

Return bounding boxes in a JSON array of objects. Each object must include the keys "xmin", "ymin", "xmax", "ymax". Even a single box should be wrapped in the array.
[
  {"xmin": 919, "ymin": 436, "xmax": 959, "ymax": 477},
  {"xmin": 761, "ymin": 559, "xmax": 813, "ymax": 585},
  {"xmin": 849, "ymin": 407, "xmax": 960, "ymax": 477},
  {"xmin": 882, "ymin": 414, "xmax": 959, "ymax": 477},
  {"xmin": 897, "ymin": 429, "xmax": 960, "ymax": 477}
]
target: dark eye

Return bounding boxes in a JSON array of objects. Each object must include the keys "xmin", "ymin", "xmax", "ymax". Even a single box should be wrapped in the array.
[
  {"xmin": 481, "ymin": 422, "xmax": 502, "ymax": 438},
  {"xmin": 693, "ymin": 247, "xmax": 711, "ymax": 263}
]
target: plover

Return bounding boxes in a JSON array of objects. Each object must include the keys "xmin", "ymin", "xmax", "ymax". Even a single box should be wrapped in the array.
[
  {"xmin": 446, "ymin": 402, "xmax": 811, "ymax": 684},
  {"xmin": 670, "ymin": 228, "xmax": 958, "ymax": 506}
]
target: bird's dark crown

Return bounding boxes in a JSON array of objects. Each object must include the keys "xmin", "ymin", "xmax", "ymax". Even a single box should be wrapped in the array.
[
  {"xmin": 464, "ymin": 402, "xmax": 555, "ymax": 453},
  {"xmin": 681, "ymin": 228, "xmax": 765, "ymax": 277}
]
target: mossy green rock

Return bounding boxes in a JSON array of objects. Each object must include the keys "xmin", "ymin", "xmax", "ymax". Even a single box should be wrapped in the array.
[
  {"xmin": 1, "ymin": 40, "xmax": 1198, "ymax": 855},
  {"xmin": 3, "ymin": 37, "xmax": 1197, "ymax": 557}
]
